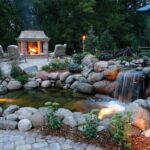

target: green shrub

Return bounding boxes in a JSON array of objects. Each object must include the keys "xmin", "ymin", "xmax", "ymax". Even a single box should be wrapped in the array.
[
  {"xmin": 10, "ymin": 63, "xmax": 24, "ymax": 78},
  {"xmin": 72, "ymin": 53, "xmax": 85, "ymax": 64},
  {"xmin": 42, "ymin": 65, "xmax": 50, "ymax": 71},
  {"xmin": 116, "ymin": 56, "xmax": 133, "ymax": 62},
  {"xmin": 45, "ymin": 101, "xmax": 62, "ymax": 129},
  {"xmin": 110, "ymin": 112, "xmax": 131, "ymax": 149},
  {"xmin": 16, "ymin": 74, "xmax": 29, "ymax": 84},
  {"xmin": 83, "ymin": 109, "xmax": 99, "ymax": 138},
  {"xmin": 68, "ymin": 63, "xmax": 82, "ymax": 73},
  {"xmin": 49, "ymin": 58, "xmax": 70, "ymax": 70}
]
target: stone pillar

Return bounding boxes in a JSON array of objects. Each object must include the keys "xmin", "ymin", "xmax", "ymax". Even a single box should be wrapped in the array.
[
  {"xmin": 37, "ymin": 41, "xmax": 41, "ymax": 54},
  {"xmin": 21, "ymin": 41, "xmax": 27, "ymax": 55},
  {"xmin": 43, "ymin": 41, "xmax": 49, "ymax": 55}
]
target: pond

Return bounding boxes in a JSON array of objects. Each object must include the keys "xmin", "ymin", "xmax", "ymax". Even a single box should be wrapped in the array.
[{"xmin": 0, "ymin": 88, "xmax": 93, "ymax": 112}]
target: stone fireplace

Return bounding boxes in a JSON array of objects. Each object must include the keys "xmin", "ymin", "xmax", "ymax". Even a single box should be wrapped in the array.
[{"xmin": 17, "ymin": 30, "xmax": 50, "ymax": 55}]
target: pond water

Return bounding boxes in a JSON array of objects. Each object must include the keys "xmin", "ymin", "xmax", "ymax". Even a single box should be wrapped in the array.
[{"xmin": 0, "ymin": 88, "xmax": 92, "ymax": 112}]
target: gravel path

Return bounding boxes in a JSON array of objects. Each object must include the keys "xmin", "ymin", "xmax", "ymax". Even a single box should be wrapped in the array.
[{"xmin": 0, "ymin": 130, "xmax": 103, "ymax": 150}]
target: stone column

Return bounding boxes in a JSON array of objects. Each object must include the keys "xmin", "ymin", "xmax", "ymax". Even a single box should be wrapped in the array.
[
  {"xmin": 43, "ymin": 41, "xmax": 49, "ymax": 55},
  {"xmin": 21, "ymin": 41, "xmax": 27, "ymax": 55},
  {"xmin": 37, "ymin": 41, "xmax": 41, "ymax": 54}
]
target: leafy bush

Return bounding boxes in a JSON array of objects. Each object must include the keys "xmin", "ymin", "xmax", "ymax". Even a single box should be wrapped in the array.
[
  {"xmin": 83, "ymin": 109, "xmax": 99, "ymax": 138},
  {"xmin": 10, "ymin": 63, "xmax": 24, "ymax": 78},
  {"xmin": 116, "ymin": 56, "xmax": 133, "ymax": 62},
  {"xmin": 49, "ymin": 58, "xmax": 70, "ymax": 71},
  {"xmin": 16, "ymin": 74, "xmax": 29, "ymax": 84},
  {"xmin": 45, "ymin": 101, "xmax": 62, "ymax": 129},
  {"xmin": 110, "ymin": 112, "xmax": 131, "ymax": 149},
  {"xmin": 68, "ymin": 63, "xmax": 82, "ymax": 73},
  {"xmin": 42, "ymin": 65, "xmax": 50, "ymax": 71},
  {"xmin": 98, "ymin": 30, "xmax": 116, "ymax": 51},
  {"xmin": 72, "ymin": 53, "xmax": 85, "ymax": 64}
]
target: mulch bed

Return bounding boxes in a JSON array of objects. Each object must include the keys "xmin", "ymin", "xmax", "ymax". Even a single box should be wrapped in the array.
[
  {"xmin": 32, "ymin": 125, "xmax": 117, "ymax": 150},
  {"xmin": 32, "ymin": 125, "xmax": 150, "ymax": 150},
  {"xmin": 131, "ymin": 135, "xmax": 150, "ymax": 150}
]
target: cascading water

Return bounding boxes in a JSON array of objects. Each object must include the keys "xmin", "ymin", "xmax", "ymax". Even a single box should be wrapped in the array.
[{"xmin": 114, "ymin": 71, "xmax": 145, "ymax": 102}]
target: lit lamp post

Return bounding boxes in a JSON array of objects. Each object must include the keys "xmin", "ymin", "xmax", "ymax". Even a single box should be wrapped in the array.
[{"xmin": 82, "ymin": 35, "xmax": 86, "ymax": 52}]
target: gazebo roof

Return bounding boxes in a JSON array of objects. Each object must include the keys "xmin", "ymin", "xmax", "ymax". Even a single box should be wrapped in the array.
[{"xmin": 17, "ymin": 30, "xmax": 50, "ymax": 41}]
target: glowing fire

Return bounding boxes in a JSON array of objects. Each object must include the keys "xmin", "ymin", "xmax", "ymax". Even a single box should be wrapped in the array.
[
  {"xmin": 30, "ymin": 48, "xmax": 37, "ymax": 54},
  {"xmin": 28, "ymin": 42, "xmax": 39, "ymax": 54}
]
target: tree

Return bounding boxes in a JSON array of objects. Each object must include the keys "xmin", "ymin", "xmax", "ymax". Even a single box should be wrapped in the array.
[
  {"xmin": 98, "ymin": 30, "xmax": 115, "ymax": 51},
  {"xmin": 85, "ymin": 25, "xmax": 98, "ymax": 54},
  {"xmin": 0, "ymin": 0, "xmax": 21, "ymax": 48},
  {"xmin": 33, "ymin": 0, "xmax": 96, "ymax": 53}
]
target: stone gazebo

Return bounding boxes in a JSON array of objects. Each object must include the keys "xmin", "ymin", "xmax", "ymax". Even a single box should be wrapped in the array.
[{"xmin": 17, "ymin": 30, "xmax": 50, "ymax": 55}]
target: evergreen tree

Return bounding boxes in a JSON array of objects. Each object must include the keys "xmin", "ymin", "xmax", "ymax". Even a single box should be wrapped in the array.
[
  {"xmin": 98, "ymin": 30, "xmax": 115, "ymax": 51},
  {"xmin": 85, "ymin": 26, "xmax": 98, "ymax": 54}
]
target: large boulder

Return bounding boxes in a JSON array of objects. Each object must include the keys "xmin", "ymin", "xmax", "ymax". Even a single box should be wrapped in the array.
[
  {"xmin": 142, "ymin": 129, "xmax": 150, "ymax": 137},
  {"xmin": 18, "ymin": 119, "xmax": 32, "ymax": 131},
  {"xmin": 126, "ymin": 103, "xmax": 150, "ymax": 131},
  {"xmin": 60, "ymin": 72, "xmax": 71, "ymax": 82},
  {"xmin": 87, "ymin": 72, "xmax": 104, "ymax": 84},
  {"xmin": 94, "ymin": 61, "xmax": 108, "ymax": 72},
  {"xmin": 134, "ymin": 99, "xmax": 147, "ymax": 109},
  {"xmin": 78, "ymin": 76, "xmax": 87, "ymax": 83},
  {"xmin": 7, "ymin": 80, "xmax": 22, "ymax": 90},
  {"xmin": 82, "ymin": 55, "xmax": 98, "ymax": 69},
  {"xmin": 17, "ymin": 107, "xmax": 37, "ymax": 114},
  {"xmin": 30, "ymin": 111, "xmax": 47, "ymax": 127},
  {"xmin": 3, "ymin": 105, "xmax": 19, "ymax": 117},
  {"xmin": 70, "ymin": 81, "xmax": 78, "ymax": 89},
  {"xmin": 54, "ymin": 44, "xmax": 67, "ymax": 57},
  {"xmin": 0, "ymin": 85, "xmax": 7, "ymax": 95},
  {"xmin": 48, "ymin": 72, "xmax": 60, "ymax": 80},
  {"xmin": 63, "ymin": 116, "xmax": 77, "ymax": 127},
  {"xmin": 36, "ymin": 71, "xmax": 49, "ymax": 80},
  {"xmin": 0, "ymin": 120, "xmax": 17, "ymax": 130},
  {"xmin": 65, "ymin": 75, "xmax": 75, "ymax": 84},
  {"xmin": 24, "ymin": 81, "xmax": 40, "ymax": 90},
  {"xmin": 41, "ymin": 80, "xmax": 51, "ymax": 88},
  {"xmin": 7, "ymin": 45, "xmax": 20, "ymax": 60},
  {"xmin": 23, "ymin": 66, "xmax": 38, "ymax": 75},
  {"xmin": 103, "ymin": 68, "xmax": 120, "ymax": 81},
  {"xmin": 6, "ymin": 114, "xmax": 18, "ymax": 121},
  {"xmin": 93, "ymin": 80, "xmax": 116, "ymax": 95},
  {"xmin": 143, "ymin": 67, "xmax": 150, "ymax": 76},
  {"xmin": 56, "ymin": 108, "xmax": 73, "ymax": 118},
  {"xmin": 77, "ymin": 83, "xmax": 94, "ymax": 94},
  {"xmin": 81, "ymin": 68, "xmax": 93, "ymax": 78},
  {"xmin": 15, "ymin": 107, "xmax": 37, "ymax": 120}
]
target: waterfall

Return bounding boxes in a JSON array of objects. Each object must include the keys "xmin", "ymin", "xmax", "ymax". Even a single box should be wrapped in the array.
[{"xmin": 114, "ymin": 71, "xmax": 145, "ymax": 102}]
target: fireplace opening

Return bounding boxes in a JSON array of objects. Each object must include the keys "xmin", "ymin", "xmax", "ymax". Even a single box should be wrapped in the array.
[{"xmin": 28, "ymin": 41, "xmax": 43, "ymax": 55}]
